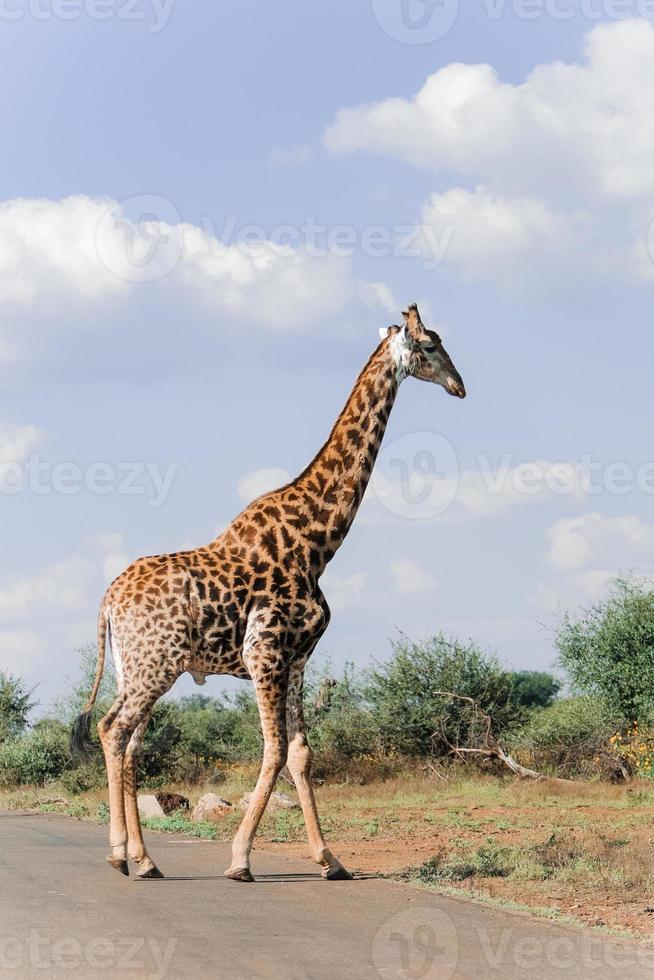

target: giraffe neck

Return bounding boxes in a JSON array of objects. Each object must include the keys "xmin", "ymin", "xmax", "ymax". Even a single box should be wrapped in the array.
[{"xmin": 291, "ymin": 339, "xmax": 404, "ymax": 575}]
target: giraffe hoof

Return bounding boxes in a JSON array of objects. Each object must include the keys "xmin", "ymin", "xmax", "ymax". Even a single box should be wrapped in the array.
[
  {"xmin": 136, "ymin": 865, "xmax": 165, "ymax": 879},
  {"xmin": 106, "ymin": 856, "xmax": 129, "ymax": 876},
  {"xmin": 224, "ymin": 867, "xmax": 255, "ymax": 883},
  {"xmin": 323, "ymin": 865, "xmax": 354, "ymax": 881}
]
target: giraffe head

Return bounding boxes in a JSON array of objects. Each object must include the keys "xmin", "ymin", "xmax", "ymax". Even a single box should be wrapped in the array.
[{"xmin": 380, "ymin": 303, "xmax": 466, "ymax": 398}]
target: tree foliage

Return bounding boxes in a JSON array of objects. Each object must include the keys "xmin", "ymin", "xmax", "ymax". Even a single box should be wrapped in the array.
[
  {"xmin": 0, "ymin": 672, "xmax": 36, "ymax": 743},
  {"xmin": 556, "ymin": 576, "xmax": 654, "ymax": 722},
  {"xmin": 508, "ymin": 671, "xmax": 561, "ymax": 711}
]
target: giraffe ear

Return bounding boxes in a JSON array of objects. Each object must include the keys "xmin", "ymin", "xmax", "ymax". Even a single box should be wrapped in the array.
[{"xmin": 379, "ymin": 327, "xmax": 391, "ymax": 341}]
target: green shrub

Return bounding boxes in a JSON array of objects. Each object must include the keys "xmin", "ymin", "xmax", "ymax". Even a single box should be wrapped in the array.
[
  {"xmin": 60, "ymin": 762, "xmax": 107, "ymax": 794},
  {"xmin": 0, "ymin": 727, "xmax": 69, "ymax": 788},
  {"xmin": 305, "ymin": 663, "xmax": 378, "ymax": 762},
  {"xmin": 138, "ymin": 701, "xmax": 183, "ymax": 785},
  {"xmin": 0, "ymin": 672, "xmax": 36, "ymax": 743},
  {"xmin": 557, "ymin": 576, "xmax": 654, "ymax": 723},
  {"xmin": 176, "ymin": 690, "xmax": 262, "ymax": 766},
  {"xmin": 364, "ymin": 634, "xmax": 520, "ymax": 757},
  {"xmin": 510, "ymin": 696, "xmax": 618, "ymax": 750},
  {"xmin": 508, "ymin": 696, "xmax": 620, "ymax": 777}
]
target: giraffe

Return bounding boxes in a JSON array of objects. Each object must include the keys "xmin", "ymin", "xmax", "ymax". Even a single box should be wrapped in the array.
[{"xmin": 71, "ymin": 303, "xmax": 466, "ymax": 882}]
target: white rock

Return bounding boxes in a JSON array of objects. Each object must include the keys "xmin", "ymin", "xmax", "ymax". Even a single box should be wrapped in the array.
[
  {"xmin": 191, "ymin": 793, "xmax": 233, "ymax": 822},
  {"xmin": 137, "ymin": 794, "xmax": 165, "ymax": 819},
  {"xmin": 238, "ymin": 791, "xmax": 299, "ymax": 811}
]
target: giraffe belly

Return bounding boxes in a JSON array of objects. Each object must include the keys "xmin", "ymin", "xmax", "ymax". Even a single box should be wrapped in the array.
[{"xmin": 186, "ymin": 634, "xmax": 251, "ymax": 681}]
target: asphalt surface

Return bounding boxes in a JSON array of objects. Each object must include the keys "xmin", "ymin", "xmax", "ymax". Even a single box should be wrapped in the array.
[{"xmin": 2, "ymin": 813, "xmax": 654, "ymax": 980}]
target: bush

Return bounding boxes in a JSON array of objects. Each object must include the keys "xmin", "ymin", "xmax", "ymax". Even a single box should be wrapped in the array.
[
  {"xmin": 138, "ymin": 701, "xmax": 183, "ymax": 785},
  {"xmin": 0, "ymin": 672, "xmax": 36, "ymax": 743},
  {"xmin": 306, "ymin": 663, "xmax": 378, "ymax": 761},
  {"xmin": 557, "ymin": 576, "xmax": 654, "ymax": 723},
  {"xmin": 364, "ymin": 634, "xmax": 521, "ymax": 758},
  {"xmin": 176, "ymin": 690, "xmax": 263, "ymax": 768},
  {"xmin": 60, "ymin": 762, "xmax": 107, "ymax": 794},
  {"xmin": 508, "ymin": 696, "xmax": 621, "ymax": 778},
  {"xmin": 608, "ymin": 723, "xmax": 654, "ymax": 779},
  {"xmin": 0, "ymin": 727, "xmax": 69, "ymax": 788}
]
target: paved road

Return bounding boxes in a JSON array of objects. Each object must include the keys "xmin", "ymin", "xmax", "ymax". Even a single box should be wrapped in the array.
[{"xmin": 2, "ymin": 813, "xmax": 654, "ymax": 980}]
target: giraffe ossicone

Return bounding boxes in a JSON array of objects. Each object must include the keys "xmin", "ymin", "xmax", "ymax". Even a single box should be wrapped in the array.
[{"xmin": 71, "ymin": 302, "xmax": 466, "ymax": 882}]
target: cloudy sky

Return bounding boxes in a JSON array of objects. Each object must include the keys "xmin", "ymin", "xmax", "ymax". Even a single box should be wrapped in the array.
[{"xmin": 2, "ymin": 1, "xmax": 654, "ymax": 709}]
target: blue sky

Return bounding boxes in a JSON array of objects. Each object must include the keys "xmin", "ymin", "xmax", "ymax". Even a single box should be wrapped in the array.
[{"xmin": 2, "ymin": 1, "xmax": 654, "ymax": 709}]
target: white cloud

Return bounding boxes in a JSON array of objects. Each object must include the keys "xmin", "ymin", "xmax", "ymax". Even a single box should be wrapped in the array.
[
  {"xmin": 0, "ymin": 629, "xmax": 44, "ymax": 675},
  {"xmin": 0, "ymin": 534, "xmax": 133, "ymax": 623},
  {"xmin": 0, "ymin": 423, "xmax": 42, "ymax": 483},
  {"xmin": 0, "ymin": 555, "xmax": 90, "ymax": 621},
  {"xmin": 178, "ymin": 226, "xmax": 355, "ymax": 328},
  {"xmin": 534, "ymin": 512, "xmax": 654, "ymax": 612},
  {"xmin": 325, "ymin": 20, "xmax": 654, "ymax": 200},
  {"xmin": 546, "ymin": 513, "xmax": 654, "ymax": 572},
  {"xmin": 236, "ymin": 467, "xmax": 292, "ymax": 504},
  {"xmin": 321, "ymin": 571, "xmax": 367, "ymax": 612},
  {"xmin": 416, "ymin": 188, "xmax": 615, "ymax": 295},
  {"xmin": 0, "ymin": 195, "xmax": 366, "ymax": 330},
  {"xmin": 325, "ymin": 19, "xmax": 654, "ymax": 292},
  {"xmin": 0, "ymin": 196, "xmax": 126, "ymax": 309},
  {"xmin": 389, "ymin": 558, "xmax": 437, "ymax": 595},
  {"xmin": 358, "ymin": 281, "xmax": 398, "ymax": 314},
  {"xmin": 89, "ymin": 533, "xmax": 131, "ymax": 585},
  {"xmin": 269, "ymin": 144, "xmax": 312, "ymax": 167}
]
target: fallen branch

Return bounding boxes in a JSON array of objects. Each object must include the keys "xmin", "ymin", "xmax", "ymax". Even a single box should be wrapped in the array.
[{"xmin": 432, "ymin": 691, "xmax": 578, "ymax": 785}]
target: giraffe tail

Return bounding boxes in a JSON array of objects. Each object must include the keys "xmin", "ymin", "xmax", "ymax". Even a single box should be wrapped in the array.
[{"xmin": 70, "ymin": 603, "xmax": 109, "ymax": 760}]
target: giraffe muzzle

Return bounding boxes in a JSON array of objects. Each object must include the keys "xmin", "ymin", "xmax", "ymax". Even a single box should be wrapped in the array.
[{"xmin": 446, "ymin": 376, "xmax": 466, "ymax": 399}]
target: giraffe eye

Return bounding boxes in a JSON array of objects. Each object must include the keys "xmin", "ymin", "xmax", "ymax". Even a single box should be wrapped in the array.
[{"xmin": 424, "ymin": 345, "xmax": 436, "ymax": 354}]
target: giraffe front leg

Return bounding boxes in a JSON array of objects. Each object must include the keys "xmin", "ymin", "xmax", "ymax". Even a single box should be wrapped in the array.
[
  {"xmin": 225, "ymin": 651, "xmax": 288, "ymax": 883},
  {"xmin": 286, "ymin": 671, "xmax": 353, "ymax": 881}
]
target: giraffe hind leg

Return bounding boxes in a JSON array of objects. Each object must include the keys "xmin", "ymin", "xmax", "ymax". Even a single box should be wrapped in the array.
[
  {"xmin": 99, "ymin": 680, "xmax": 174, "ymax": 878},
  {"xmin": 123, "ymin": 712, "xmax": 164, "ymax": 879},
  {"xmin": 98, "ymin": 694, "xmax": 130, "ymax": 876}
]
